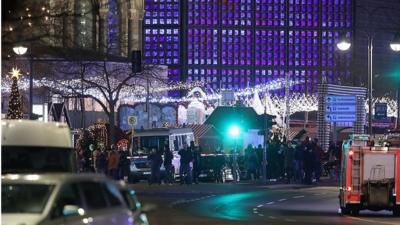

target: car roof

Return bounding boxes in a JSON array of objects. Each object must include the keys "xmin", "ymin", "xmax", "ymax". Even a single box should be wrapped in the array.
[
  {"xmin": 2, "ymin": 173, "xmax": 109, "ymax": 185},
  {"xmin": 2, "ymin": 120, "xmax": 72, "ymax": 148}
]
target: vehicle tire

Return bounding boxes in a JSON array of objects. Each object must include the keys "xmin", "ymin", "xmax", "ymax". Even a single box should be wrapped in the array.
[
  {"xmin": 393, "ymin": 207, "xmax": 400, "ymax": 217},
  {"xmin": 340, "ymin": 207, "xmax": 350, "ymax": 215},
  {"xmin": 350, "ymin": 208, "xmax": 359, "ymax": 216}
]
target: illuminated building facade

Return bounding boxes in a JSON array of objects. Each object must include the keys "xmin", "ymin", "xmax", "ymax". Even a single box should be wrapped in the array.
[{"xmin": 143, "ymin": 0, "xmax": 353, "ymax": 96}]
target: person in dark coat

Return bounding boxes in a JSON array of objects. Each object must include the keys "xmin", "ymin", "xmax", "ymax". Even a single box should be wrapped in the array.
[
  {"xmin": 163, "ymin": 144, "xmax": 174, "ymax": 184},
  {"xmin": 214, "ymin": 150, "xmax": 226, "ymax": 183},
  {"xmin": 179, "ymin": 145, "xmax": 193, "ymax": 184},
  {"xmin": 303, "ymin": 138, "xmax": 315, "ymax": 185},
  {"xmin": 118, "ymin": 147, "xmax": 131, "ymax": 181},
  {"xmin": 148, "ymin": 148, "xmax": 163, "ymax": 185},
  {"xmin": 192, "ymin": 145, "xmax": 201, "ymax": 184}
]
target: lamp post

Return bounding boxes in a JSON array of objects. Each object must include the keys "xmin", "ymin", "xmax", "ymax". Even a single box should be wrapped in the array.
[
  {"xmin": 390, "ymin": 33, "xmax": 400, "ymax": 129},
  {"xmin": 13, "ymin": 44, "xmax": 34, "ymax": 120},
  {"xmin": 337, "ymin": 32, "xmax": 400, "ymax": 135},
  {"xmin": 229, "ymin": 125, "xmax": 240, "ymax": 183}
]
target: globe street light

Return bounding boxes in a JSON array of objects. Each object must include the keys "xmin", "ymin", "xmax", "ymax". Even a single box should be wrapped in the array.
[
  {"xmin": 336, "ymin": 34, "xmax": 351, "ymax": 51},
  {"xmin": 337, "ymin": 33, "xmax": 400, "ymax": 135},
  {"xmin": 13, "ymin": 44, "xmax": 33, "ymax": 120},
  {"xmin": 390, "ymin": 33, "xmax": 400, "ymax": 52}
]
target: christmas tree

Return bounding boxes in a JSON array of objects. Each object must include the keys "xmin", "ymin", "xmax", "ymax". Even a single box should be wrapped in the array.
[{"xmin": 6, "ymin": 67, "xmax": 24, "ymax": 119}]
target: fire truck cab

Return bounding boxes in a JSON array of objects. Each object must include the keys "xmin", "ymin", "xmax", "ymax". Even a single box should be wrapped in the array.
[{"xmin": 339, "ymin": 134, "xmax": 400, "ymax": 216}]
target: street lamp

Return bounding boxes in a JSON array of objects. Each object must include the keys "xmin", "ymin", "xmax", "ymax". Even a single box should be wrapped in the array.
[
  {"xmin": 13, "ymin": 44, "xmax": 33, "ymax": 120},
  {"xmin": 390, "ymin": 33, "xmax": 400, "ymax": 52},
  {"xmin": 337, "ymin": 33, "xmax": 400, "ymax": 135},
  {"xmin": 336, "ymin": 34, "xmax": 351, "ymax": 51},
  {"xmin": 228, "ymin": 125, "xmax": 240, "ymax": 183}
]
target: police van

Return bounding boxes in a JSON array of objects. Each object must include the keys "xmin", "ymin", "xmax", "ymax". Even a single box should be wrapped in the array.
[{"xmin": 129, "ymin": 127, "xmax": 194, "ymax": 182}]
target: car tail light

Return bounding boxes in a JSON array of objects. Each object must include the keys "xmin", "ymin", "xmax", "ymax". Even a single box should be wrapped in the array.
[
  {"xmin": 347, "ymin": 186, "xmax": 352, "ymax": 192},
  {"xmin": 349, "ymin": 150, "xmax": 354, "ymax": 157}
]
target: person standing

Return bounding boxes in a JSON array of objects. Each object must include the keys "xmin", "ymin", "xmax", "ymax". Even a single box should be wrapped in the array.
[
  {"xmin": 192, "ymin": 145, "xmax": 201, "ymax": 184},
  {"xmin": 118, "ymin": 146, "xmax": 130, "ymax": 181},
  {"xmin": 303, "ymin": 138, "xmax": 314, "ymax": 185},
  {"xmin": 163, "ymin": 144, "xmax": 174, "ymax": 185},
  {"xmin": 312, "ymin": 138, "xmax": 323, "ymax": 183},
  {"xmin": 283, "ymin": 141, "xmax": 295, "ymax": 183},
  {"xmin": 107, "ymin": 146, "xmax": 119, "ymax": 180},
  {"xmin": 149, "ymin": 148, "xmax": 163, "ymax": 185}
]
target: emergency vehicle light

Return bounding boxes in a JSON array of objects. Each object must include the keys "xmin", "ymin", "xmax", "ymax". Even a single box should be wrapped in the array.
[
  {"xmin": 347, "ymin": 186, "xmax": 352, "ymax": 192},
  {"xmin": 350, "ymin": 134, "xmax": 370, "ymax": 141},
  {"xmin": 348, "ymin": 150, "xmax": 354, "ymax": 156},
  {"xmin": 370, "ymin": 147, "xmax": 388, "ymax": 151}
]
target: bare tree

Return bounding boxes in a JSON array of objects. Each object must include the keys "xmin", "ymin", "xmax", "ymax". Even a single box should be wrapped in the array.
[{"xmin": 46, "ymin": 60, "xmax": 167, "ymax": 146}]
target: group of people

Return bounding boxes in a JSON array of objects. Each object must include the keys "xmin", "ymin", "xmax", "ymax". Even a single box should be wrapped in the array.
[
  {"xmin": 77, "ymin": 145, "xmax": 131, "ymax": 181},
  {"xmin": 241, "ymin": 134, "xmax": 342, "ymax": 184},
  {"xmin": 147, "ymin": 141, "xmax": 202, "ymax": 185}
]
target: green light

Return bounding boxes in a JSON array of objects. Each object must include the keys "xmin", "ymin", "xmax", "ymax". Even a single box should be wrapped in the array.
[{"xmin": 229, "ymin": 125, "xmax": 240, "ymax": 137}]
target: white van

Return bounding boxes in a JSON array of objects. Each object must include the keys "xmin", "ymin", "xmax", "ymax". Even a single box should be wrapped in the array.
[{"xmin": 1, "ymin": 120, "xmax": 77, "ymax": 173}]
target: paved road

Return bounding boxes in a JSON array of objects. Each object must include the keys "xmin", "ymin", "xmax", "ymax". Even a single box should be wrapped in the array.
[{"xmin": 134, "ymin": 182, "xmax": 399, "ymax": 225}]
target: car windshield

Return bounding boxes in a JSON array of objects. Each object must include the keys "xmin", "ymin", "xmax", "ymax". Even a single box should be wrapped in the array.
[
  {"xmin": 2, "ymin": 184, "xmax": 55, "ymax": 213},
  {"xmin": 1, "ymin": 146, "xmax": 76, "ymax": 173}
]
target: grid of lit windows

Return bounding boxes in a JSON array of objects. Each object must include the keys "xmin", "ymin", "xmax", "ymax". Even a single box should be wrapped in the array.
[
  {"xmin": 221, "ymin": 29, "xmax": 252, "ymax": 65},
  {"xmin": 188, "ymin": 0, "xmax": 219, "ymax": 25},
  {"xmin": 221, "ymin": 0, "xmax": 252, "ymax": 26},
  {"xmin": 288, "ymin": 0, "xmax": 319, "ymax": 27},
  {"xmin": 255, "ymin": 0, "xmax": 286, "ymax": 27},
  {"xmin": 255, "ymin": 30, "xmax": 286, "ymax": 66},
  {"xmin": 143, "ymin": 28, "xmax": 179, "ymax": 65},
  {"xmin": 143, "ymin": 0, "xmax": 353, "ymax": 95},
  {"xmin": 188, "ymin": 29, "xmax": 219, "ymax": 65},
  {"xmin": 221, "ymin": 69, "xmax": 253, "ymax": 89},
  {"xmin": 169, "ymin": 68, "xmax": 180, "ymax": 97},
  {"xmin": 187, "ymin": 68, "xmax": 219, "ymax": 89},
  {"xmin": 321, "ymin": 0, "xmax": 352, "ymax": 28},
  {"xmin": 144, "ymin": 0, "xmax": 180, "ymax": 25},
  {"xmin": 288, "ymin": 30, "xmax": 319, "ymax": 67}
]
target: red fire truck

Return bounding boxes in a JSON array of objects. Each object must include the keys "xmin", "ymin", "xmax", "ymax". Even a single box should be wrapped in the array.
[{"xmin": 339, "ymin": 134, "xmax": 400, "ymax": 216}]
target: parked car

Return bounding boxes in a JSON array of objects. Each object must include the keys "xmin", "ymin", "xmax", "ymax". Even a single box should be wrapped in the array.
[
  {"xmin": 2, "ymin": 173, "xmax": 134, "ymax": 225},
  {"xmin": 117, "ymin": 181, "xmax": 151, "ymax": 225},
  {"xmin": 128, "ymin": 154, "xmax": 168, "ymax": 183},
  {"xmin": 2, "ymin": 120, "xmax": 77, "ymax": 173}
]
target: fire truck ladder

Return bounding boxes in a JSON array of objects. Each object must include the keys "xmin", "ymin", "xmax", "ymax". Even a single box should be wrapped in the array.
[{"xmin": 351, "ymin": 146, "xmax": 362, "ymax": 192}]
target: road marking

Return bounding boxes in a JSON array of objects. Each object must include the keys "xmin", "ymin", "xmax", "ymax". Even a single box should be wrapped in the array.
[
  {"xmin": 269, "ymin": 216, "xmax": 276, "ymax": 219},
  {"xmin": 285, "ymin": 218, "xmax": 297, "ymax": 222},
  {"xmin": 293, "ymin": 195, "xmax": 305, "ymax": 199},
  {"xmin": 345, "ymin": 216, "xmax": 400, "ymax": 225},
  {"xmin": 257, "ymin": 204, "xmax": 264, "ymax": 208},
  {"xmin": 266, "ymin": 201, "xmax": 275, "ymax": 205},
  {"xmin": 258, "ymin": 214, "xmax": 264, "ymax": 216},
  {"xmin": 253, "ymin": 208, "xmax": 258, "ymax": 211},
  {"xmin": 278, "ymin": 198, "xmax": 287, "ymax": 202}
]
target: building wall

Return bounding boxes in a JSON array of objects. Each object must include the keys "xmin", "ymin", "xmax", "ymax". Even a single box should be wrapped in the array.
[{"xmin": 143, "ymin": 0, "xmax": 354, "ymax": 96}]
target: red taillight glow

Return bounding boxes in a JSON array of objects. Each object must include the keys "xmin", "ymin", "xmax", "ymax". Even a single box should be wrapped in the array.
[
  {"xmin": 349, "ymin": 150, "xmax": 354, "ymax": 156},
  {"xmin": 347, "ymin": 186, "xmax": 352, "ymax": 191}
]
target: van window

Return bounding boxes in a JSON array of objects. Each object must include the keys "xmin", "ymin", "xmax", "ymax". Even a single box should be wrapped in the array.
[
  {"xmin": 79, "ymin": 182, "xmax": 107, "ymax": 209},
  {"xmin": 2, "ymin": 146, "xmax": 76, "ymax": 173}
]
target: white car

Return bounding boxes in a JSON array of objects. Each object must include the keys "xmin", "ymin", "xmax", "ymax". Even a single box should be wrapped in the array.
[{"xmin": 2, "ymin": 173, "xmax": 134, "ymax": 225}]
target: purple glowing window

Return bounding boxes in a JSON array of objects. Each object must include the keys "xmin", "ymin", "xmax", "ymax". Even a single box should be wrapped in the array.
[
  {"xmin": 222, "ymin": 0, "xmax": 252, "ymax": 26},
  {"xmin": 188, "ymin": 0, "xmax": 218, "ymax": 25},
  {"xmin": 143, "ymin": 28, "xmax": 180, "ymax": 65},
  {"xmin": 255, "ymin": 30, "xmax": 285, "ymax": 66},
  {"xmin": 221, "ymin": 29, "xmax": 253, "ymax": 65},
  {"xmin": 168, "ymin": 68, "xmax": 180, "ymax": 97},
  {"xmin": 255, "ymin": 0, "xmax": 286, "ymax": 27},
  {"xmin": 288, "ymin": 30, "xmax": 319, "ymax": 66},
  {"xmin": 188, "ymin": 29, "xmax": 219, "ymax": 65},
  {"xmin": 221, "ymin": 69, "xmax": 252, "ymax": 89},
  {"xmin": 188, "ymin": 68, "xmax": 219, "ymax": 89},
  {"xmin": 144, "ymin": 0, "xmax": 180, "ymax": 25},
  {"xmin": 108, "ymin": 0, "xmax": 119, "ymax": 54},
  {"xmin": 321, "ymin": 0, "xmax": 352, "ymax": 28},
  {"xmin": 288, "ymin": 0, "xmax": 319, "ymax": 27}
]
